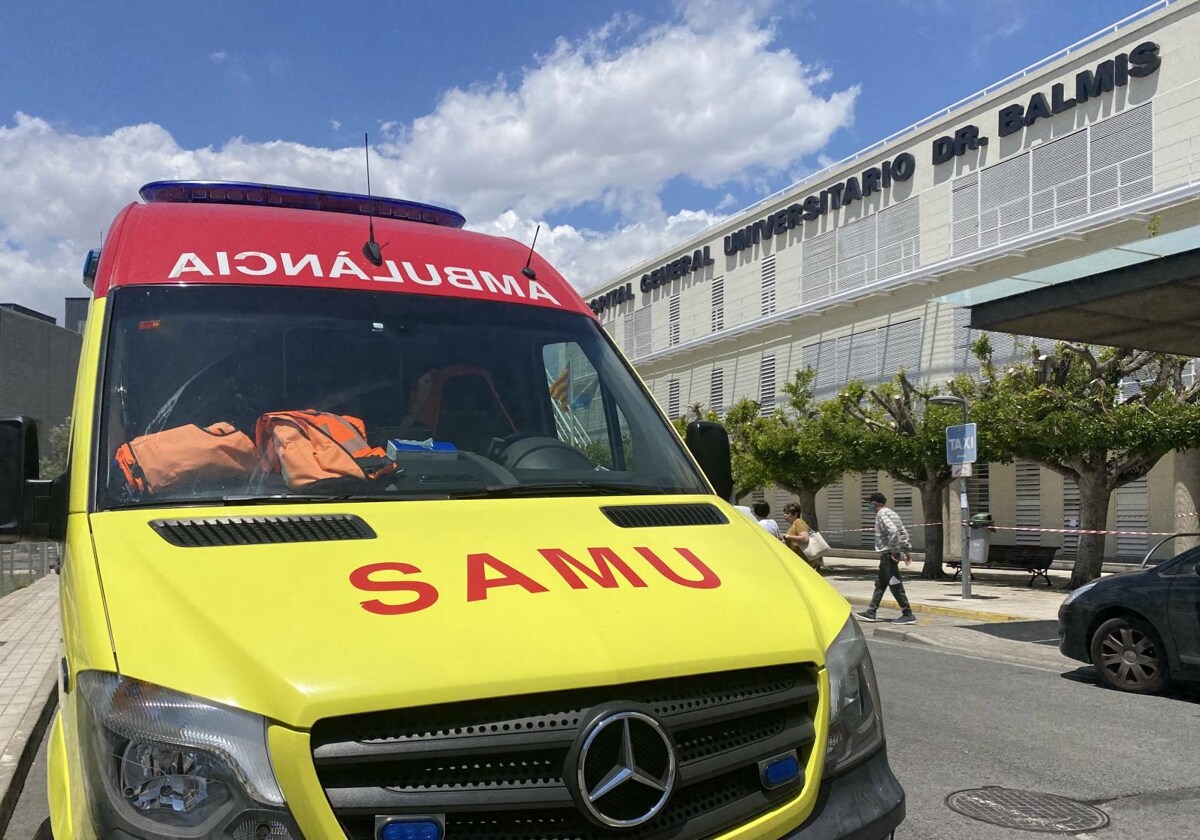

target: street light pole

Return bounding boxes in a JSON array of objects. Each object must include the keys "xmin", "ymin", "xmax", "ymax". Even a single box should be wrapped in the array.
[{"xmin": 931, "ymin": 395, "xmax": 972, "ymax": 599}]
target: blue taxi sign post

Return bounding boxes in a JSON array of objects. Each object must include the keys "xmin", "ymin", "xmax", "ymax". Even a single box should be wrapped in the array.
[
  {"xmin": 946, "ymin": 423, "xmax": 977, "ymax": 465},
  {"xmin": 931, "ymin": 396, "xmax": 974, "ymax": 600}
]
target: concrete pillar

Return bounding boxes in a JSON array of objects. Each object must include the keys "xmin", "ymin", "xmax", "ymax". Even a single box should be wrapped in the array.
[
  {"xmin": 943, "ymin": 486, "xmax": 962, "ymax": 561},
  {"xmin": 1174, "ymin": 449, "xmax": 1200, "ymax": 552}
]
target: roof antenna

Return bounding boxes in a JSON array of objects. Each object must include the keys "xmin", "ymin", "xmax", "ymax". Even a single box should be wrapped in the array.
[
  {"xmin": 521, "ymin": 224, "xmax": 541, "ymax": 280},
  {"xmin": 362, "ymin": 133, "xmax": 384, "ymax": 266}
]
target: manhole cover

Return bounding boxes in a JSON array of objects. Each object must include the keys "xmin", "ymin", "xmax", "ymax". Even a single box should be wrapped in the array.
[{"xmin": 946, "ymin": 787, "xmax": 1109, "ymax": 833}]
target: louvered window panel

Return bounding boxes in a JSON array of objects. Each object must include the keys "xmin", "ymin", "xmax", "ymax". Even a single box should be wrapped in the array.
[
  {"xmin": 952, "ymin": 308, "xmax": 978, "ymax": 374},
  {"xmin": 836, "ymin": 214, "xmax": 876, "ymax": 294},
  {"xmin": 860, "ymin": 473, "xmax": 880, "ymax": 547},
  {"xmin": 882, "ymin": 318, "xmax": 923, "ymax": 377},
  {"xmin": 623, "ymin": 313, "xmax": 634, "ymax": 353},
  {"xmin": 667, "ymin": 379, "xmax": 681, "ymax": 420},
  {"xmin": 710, "ymin": 367, "xmax": 725, "ymax": 415},
  {"xmin": 759, "ymin": 355, "xmax": 777, "ymax": 416},
  {"xmin": 876, "ymin": 197, "xmax": 920, "ymax": 280},
  {"xmin": 711, "ymin": 276, "xmax": 725, "ymax": 332},
  {"xmin": 980, "ymin": 153, "xmax": 1030, "ymax": 247},
  {"xmin": 1015, "ymin": 461, "xmax": 1042, "ymax": 546},
  {"xmin": 966, "ymin": 462, "xmax": 990, "ymax": 518},
  {"xmin": 893, "ymin": 484, "xmax": 914, "ymax": 531},
  {"xmin": 825, "ymin": 481, "xmax": 844, "ymax": 546},
  {"xmin": 633, "ymin": 307, "xmax": 653, "ymax": 359},
  {"xmin": 847, "ymin": 330, "xmax": 880, "ymax": 383},
  {"xmin": 1116, "ymin": 478, "xmax": 1149, "ymax": 559},
  {"xmin": 761, "ymin": 255, "xmax": 777, "ymax": 316},
  {"xmin": 951, "ymin": 173, "xmax": 980, "ymax": 256},
  {"xmin": 668, "ymin": 294, "xmax": 681, "ymax": 346},
  {"xmin": 1063, "ymin": 478, "xmax": 1080, "ymax": 556},
  {"xmin": 1031, "ymin": 131, "xmax": 1088, "ymax": 231},
  {"xmin": 802, "ymin": 232, "xmax": 836, "ymax": 303},
  {"xmin": 1090, "ymin": 103, "xmax": 1153, "ymax": 211}
]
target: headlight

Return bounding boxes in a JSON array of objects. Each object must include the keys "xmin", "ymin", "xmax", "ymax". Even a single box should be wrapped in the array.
[
  {"xmin": 77, "ymin": 671, "xmax": 301, "ymax": 839},
  {"xmin": 1062, "ymin": 580, "xmax": 1098, "ymax": 607},
  {"xmin": 823, "ymin": 616, "xmax": 885, "ymax": 776}
]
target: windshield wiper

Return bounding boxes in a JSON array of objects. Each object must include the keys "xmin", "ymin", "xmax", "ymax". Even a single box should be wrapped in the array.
[{"xmin": 452, "ymin": 481, "xmax": 669, "ymax": 499}]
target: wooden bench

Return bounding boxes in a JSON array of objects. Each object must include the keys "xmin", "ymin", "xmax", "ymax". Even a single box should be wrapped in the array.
[{"xmin": 945, "ymin": 544, "xmax": 1058, "ymax": 587}]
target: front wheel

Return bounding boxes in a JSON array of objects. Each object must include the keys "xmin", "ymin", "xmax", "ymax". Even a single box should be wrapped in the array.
[
  {"xmin": 33, "ymin": 818, "xmax": 53, "ymax": 839},
  {"xmin": 1089, "ymin": 615, "xmax": 1169, "ymax": 694}
]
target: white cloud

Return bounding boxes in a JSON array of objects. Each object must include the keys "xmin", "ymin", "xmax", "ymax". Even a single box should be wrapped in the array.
[
  {"xmin": 208, "ymin": 51, "xmax": 227, "ymax": 63},
  {"xmin": 331, "ymin": 119, "xmax": 342, "ymax": 130},
  {"xmin": 378, "ymin": 5, "xmax": 857, "ymax": 221},
  {"xmin": 0, "ymin": 4, "xmax": 855, "ymax": 317}
]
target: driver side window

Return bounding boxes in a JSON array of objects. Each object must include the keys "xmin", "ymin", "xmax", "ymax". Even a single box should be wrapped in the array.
[{"xmin": 541, "ymin": 342, "xmax": 631, "ymax": 470}]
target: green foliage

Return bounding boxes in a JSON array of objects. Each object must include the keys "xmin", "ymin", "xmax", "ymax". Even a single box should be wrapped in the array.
[
  {"xmin": 972, "ymin": 341, "xmax": 1200, "ymax": 584},
  {"xmin": 40, "ymin": 415, "xmax": 71, "ymax": 477},
  {"xmin": 583, "ymin": 435, "xmax": 634, "ymax": 470},
  {"xmin": 749, "ymin": 369, "xmax": 856, "ymax": 497}
]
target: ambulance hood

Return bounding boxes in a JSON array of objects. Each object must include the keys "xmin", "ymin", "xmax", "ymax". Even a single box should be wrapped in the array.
[{"xmin": 89, "ymin": 496, "xmax": 839, "ymax": 727}]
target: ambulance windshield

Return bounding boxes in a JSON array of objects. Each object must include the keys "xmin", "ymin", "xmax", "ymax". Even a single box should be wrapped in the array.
[{"xmin": 97, "ymin": 285, "xmax": 710, "ymax": 509}]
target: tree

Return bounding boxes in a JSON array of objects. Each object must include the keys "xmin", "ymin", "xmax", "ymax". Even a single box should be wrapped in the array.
[
  {"xmin": 744, "ymin": 369, "xmax": 857, "ymax": 531},
  {"xmin": 974, "ymin": 338, "xmax": 1200, "ymax": 586},
  {"xmin": 40, "ymin": 415, "xmax": 71, "ymax": 478},
  {"xmin": 839, "ymin": 373, "xmax": 985, "ymax": 579}
]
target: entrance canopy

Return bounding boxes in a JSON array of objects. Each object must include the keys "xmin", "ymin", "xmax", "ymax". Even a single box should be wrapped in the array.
[{"xmin": 967, "ymin": 226, "xmax": 1200, "ymax": 356}]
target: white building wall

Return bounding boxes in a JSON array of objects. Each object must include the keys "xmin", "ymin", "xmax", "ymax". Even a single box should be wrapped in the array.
[{"xmin": 590, "ymin": 1, "xmax": 1200, "ymax": 559}]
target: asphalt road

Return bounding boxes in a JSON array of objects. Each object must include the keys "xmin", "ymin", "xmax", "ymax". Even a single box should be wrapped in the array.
[
  {"xmin": 8, "ymin": 638, "xmax": 1199, "ymax": 839},
  {"xmin": 871, "ymin": 637, "xmax": 1200, "ymax": 839}
]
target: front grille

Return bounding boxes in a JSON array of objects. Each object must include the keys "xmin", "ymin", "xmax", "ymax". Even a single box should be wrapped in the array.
[{"xmin": 311, "ymin": 665, "xmax": 819, "ymax": 839}]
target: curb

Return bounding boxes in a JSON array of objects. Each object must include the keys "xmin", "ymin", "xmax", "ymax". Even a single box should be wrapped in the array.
[
  {"xmin": 844, "ymin": 595, "xmax": 1028, "ymax": 623},
  {"xmin": 0, "ymin": 665, "xmax": 59, "ymax": 839}
]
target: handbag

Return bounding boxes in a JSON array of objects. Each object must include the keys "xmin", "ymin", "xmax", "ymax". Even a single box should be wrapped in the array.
[{"xmin": 803, "ymin": 530, "xmax": 831, "ymax": 562}]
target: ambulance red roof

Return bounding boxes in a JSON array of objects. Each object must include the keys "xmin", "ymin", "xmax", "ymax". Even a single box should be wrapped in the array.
[{"xmin": 93, "ymin": 201, "xmax": 592, "ymax": 317}]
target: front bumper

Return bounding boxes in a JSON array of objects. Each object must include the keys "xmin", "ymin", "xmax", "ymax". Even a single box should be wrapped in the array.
[
  {"xmin": 783, "ymin": 746, "xmax": 904, "ymax": 840},
  {"xmin": 1057, "ymin": 603, "xmax": 1092, "ymax": 664}
]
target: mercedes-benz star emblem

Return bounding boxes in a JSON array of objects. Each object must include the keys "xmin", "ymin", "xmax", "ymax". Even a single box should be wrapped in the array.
[{"xmin": 568, "ymin": 707, "xmax": 677, "ymax": 828}]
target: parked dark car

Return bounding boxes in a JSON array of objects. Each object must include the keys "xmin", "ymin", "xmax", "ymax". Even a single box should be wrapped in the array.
[{"xmin": 1059, "ymin": 546, "xmax": 1200, "ymax": 693}]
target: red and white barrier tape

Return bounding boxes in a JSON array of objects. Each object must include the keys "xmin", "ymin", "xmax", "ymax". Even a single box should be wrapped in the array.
[{"xmin": 828, "ymin": 521, "xmax": 1186, "ymax": 537}]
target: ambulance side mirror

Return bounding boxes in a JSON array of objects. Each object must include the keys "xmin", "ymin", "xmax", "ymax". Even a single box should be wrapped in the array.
[
  {"xmin": 0, "ymin": 417, "xmax": 66, "ymax": 543},
  {"xmin": 685, "ymin": 421, "xmax": 734, "ymax": 502}
]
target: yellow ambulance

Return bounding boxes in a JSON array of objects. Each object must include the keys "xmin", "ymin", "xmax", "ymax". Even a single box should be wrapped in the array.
[{"xmin": 0, "ymin": 182, "xmax": 903, "ymax": 839}]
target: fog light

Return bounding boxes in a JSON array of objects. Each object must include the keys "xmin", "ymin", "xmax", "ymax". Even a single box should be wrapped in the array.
[
  {"xmin": 376, "ymin": 818, "xmax": 444, "ymax": 840},
  {"xmin": 232, "ymin": 819, "xmax": 295, "ymax": 840},
  {"xmin": 759, "ymin": 750, "xmax": 801, "ymax": 790}
]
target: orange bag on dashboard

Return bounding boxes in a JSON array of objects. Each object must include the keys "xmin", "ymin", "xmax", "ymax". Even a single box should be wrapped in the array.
[
  {"xmin": 255, "ymin": 410, "xmax": 396, "ymax": 490},
  {"xmin": 115, "ymin": 422, "xmax": 257, "ymax": 495}
]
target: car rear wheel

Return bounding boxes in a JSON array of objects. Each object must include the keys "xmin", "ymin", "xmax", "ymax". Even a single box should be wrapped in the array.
[{"xmin": 1090, "ymin": 615, "xmax": 1169, "ymax": 694}]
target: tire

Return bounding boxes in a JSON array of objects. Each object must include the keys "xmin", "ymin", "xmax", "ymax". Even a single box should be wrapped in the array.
[
  {"xmin": 1089, "ymin": 615, "xmax": 1169, "ymax": 694},
  {"xmin": 33, "ymin": 817, "xmax": 53, "ymax": 839}
]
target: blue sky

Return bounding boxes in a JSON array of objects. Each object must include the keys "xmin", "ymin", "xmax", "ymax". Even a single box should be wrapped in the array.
[{"xmin": 0, "ymin": 0, "xmax": 1155, "ymax": 318}]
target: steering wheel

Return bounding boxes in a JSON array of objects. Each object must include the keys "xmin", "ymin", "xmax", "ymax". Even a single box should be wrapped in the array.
[{"xmin": 488, "ymin": 433, "xmax": 594, "ymax": 470}]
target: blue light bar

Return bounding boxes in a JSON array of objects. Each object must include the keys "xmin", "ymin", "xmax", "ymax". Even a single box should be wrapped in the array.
[
  {"xmin": 139, "ymin": 181, "xmax": 466, "ymax": 229},
  {"xmin": 82, "ymin": 248, "xmax": 101, "ymax": 289}
]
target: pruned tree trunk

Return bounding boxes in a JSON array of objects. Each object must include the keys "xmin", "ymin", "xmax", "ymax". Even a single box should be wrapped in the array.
[
  {"xmin": 919, "ymin": 481, "xmax": 948, "ymax": 579},
  {"xmin": 796, "ymin": 486, "xmax": 819, "ymax": 533},
  {"xmin": 1072, "ymin": 473, "xmax": 1113, "ymax": 587}
]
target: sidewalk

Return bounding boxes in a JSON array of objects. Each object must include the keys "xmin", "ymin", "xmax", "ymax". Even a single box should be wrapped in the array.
[
  {"xmin": 821, "ymin": 553, "xmax": 1078, "ymax": 670},
  {"xmin": 0, "ymin": 575, "xmax": 60, "ymax": 837},
  {"xmin": 821, "ymin": 553, "xmax": 1067, "ymax": 623}
]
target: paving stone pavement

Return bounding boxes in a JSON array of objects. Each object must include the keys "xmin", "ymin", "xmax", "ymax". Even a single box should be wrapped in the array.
[{"xmin": 0, "ymin": 575, "xmax": 60, "ymax": 837}]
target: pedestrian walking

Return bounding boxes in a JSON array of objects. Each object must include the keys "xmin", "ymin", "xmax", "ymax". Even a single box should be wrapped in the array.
[
  {"xmin": 783, "ymin": 502, "xmax": 823, "ymax": 572},
  {"xmin": 857, "ymin": 492, "xmax": 916, "ymax": 624},
  {"xmin": 752, "ymin": 500, "xmax": 782, "ymax": 539}
]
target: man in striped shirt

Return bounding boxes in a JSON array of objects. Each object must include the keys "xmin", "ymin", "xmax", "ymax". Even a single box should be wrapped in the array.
[{"xmin": 857, "ymin": 492, "xmax": 916, "ymax": 625}]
